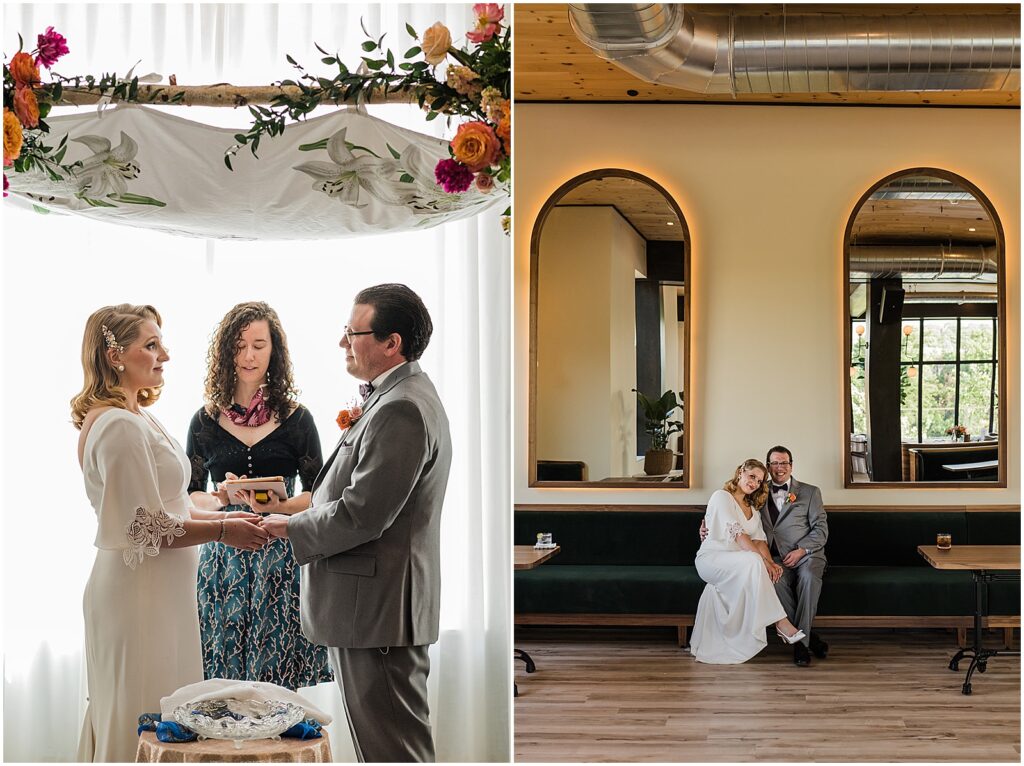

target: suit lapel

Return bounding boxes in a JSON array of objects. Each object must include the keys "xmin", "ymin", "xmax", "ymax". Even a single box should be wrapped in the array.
[
  {"xmin": 310, "ymin": 362, "xmax": 423, "ymax": 492},
  {"xmin": 774, "ymin": 477, "xmax": 800, "ymax": 526}
]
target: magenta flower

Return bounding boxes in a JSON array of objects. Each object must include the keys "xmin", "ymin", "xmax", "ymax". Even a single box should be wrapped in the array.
[
  {"xmin": 435, "ymin": 158, "xmax": 474, "ymax": 194},
  {"xmin": 467, "ymin": 3, "xmax": 504, "ymax": 44},
  {"xmin": 3, "ymin": 174, "xmax": 8, "ymax": 198},
  {"xmin": 35, "ymin": 26, "xmax": 69, "ymax": 69}
]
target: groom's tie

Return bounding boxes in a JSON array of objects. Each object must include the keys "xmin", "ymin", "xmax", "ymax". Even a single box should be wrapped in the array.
[{"xmin": 359, "ymin": 382, "xmax": 375, "ymax": 401}]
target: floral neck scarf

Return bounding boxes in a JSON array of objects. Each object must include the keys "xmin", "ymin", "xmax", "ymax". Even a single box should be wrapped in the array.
[{"xmin": 223, "ymin": 386, "xmax": 271, "ymax": 427}]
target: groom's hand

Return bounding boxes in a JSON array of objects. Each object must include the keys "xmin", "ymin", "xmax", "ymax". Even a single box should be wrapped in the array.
[
  {"xmin": 782, "ymin": 547, "xmax": 806, "ymax": 567},
  {"xmin": 261, "ymin": 514, "xmax": 290, "ymax": 539}
]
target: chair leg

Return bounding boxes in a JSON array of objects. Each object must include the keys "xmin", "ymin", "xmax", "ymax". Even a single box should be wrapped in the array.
[
  {"xmin": 677, "ymin": 625, "xmax": 689, "ymax": 648},
  {"xmin": 1003, "ymin": 627, "xmax": 1014, "ymax": 649},
  {"xmin": 956, "ymin": 627, "xmax": 967, "ymax": 648}
]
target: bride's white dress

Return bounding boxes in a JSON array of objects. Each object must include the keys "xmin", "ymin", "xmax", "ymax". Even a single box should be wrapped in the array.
[
  {"xmin": 690, "ymin": 489, "xmax": 787, "ymax": 664},
  {"xmin": 77, "ymin": 409, "xmax": 203, "ymax": 762}
]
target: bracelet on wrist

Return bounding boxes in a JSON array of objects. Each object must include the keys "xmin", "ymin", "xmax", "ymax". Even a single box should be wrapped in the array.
[{"xmin": 217, "ymin": 519, "xmax": 226, "ymax": 543}]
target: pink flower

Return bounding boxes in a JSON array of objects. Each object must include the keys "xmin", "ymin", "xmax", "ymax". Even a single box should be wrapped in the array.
[
  {"xmin": 3, "ymin": 174, "xmax": 8, "ymax": 197},
  {"xmin": 475, "ymin": 173, "xmax": 495, "ymax": 192},
  {"xmin": 467, "ymin": 3, "xmax": 504, "ymax": 43},
  {"xmin": 35, "ymin": 26, "xmax": 69, "ymax": 69},
  {"xmin": 434, "ymin": 158, "xmax": 474, "ymax": 194}
]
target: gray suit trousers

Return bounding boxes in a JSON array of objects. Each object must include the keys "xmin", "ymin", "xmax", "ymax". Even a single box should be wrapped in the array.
[
  {"xmin": 772, "ymin": 556, "xmax": 826, "ymax": 647},
  {"xmin": 329, "ymin": 645, "xmax": 435, "ymax": 763}
]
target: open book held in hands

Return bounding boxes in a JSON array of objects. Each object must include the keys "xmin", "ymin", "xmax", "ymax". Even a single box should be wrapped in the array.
[{"xmin": 222, "ymin": 476, "xmax": 287, "ymax": 506}]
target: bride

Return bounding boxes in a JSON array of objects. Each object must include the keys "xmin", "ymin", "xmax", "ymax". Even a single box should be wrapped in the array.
[
  {"xmin": 72, "ymin": 304, "xmax": 268, "ymax": 762},
  {"xmin": 690, "ymin": 458, "xmax": 805, "ymax": 664}
]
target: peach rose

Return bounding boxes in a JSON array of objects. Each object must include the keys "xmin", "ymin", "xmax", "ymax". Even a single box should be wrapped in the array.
[
  {"xmin": 3, "ymin": 108, "xmax": 23, "ymax": 166},
  {"xmin": 13, "ymin": 87, "xmax": 39, "ymax": 129},
  {"xmin": 450, "ymin": 121, "xmax": 501, "ymax": 173},
  {"xmin": 475, "ymin": 173, "xmax": 495, "ymax": 193},
  {"xmin": 9, "ymin": 52, "xmax": 40, "ymax": 89},
  {"xmin": 421, "ymin": 22, "xmax": 452, "ymax": 66}
]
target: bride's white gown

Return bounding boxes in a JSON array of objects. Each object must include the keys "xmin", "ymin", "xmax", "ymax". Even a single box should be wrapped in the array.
[
  {"xmin": 690, "ymin": 489, "xmax": 787, "ymax": 664},
  {"xmin": 77, "ymin": 409, "xmax": 204, "ymax": 762}
]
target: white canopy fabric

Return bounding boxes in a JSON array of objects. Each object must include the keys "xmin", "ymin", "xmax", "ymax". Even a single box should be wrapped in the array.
[{"xmin": 7, "ymin": 103, "xmax": 503, "ymax": 239}]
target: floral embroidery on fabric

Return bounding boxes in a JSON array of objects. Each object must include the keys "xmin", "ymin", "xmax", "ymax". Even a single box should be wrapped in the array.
[
  {"xmin": 725, "ymin": 521, "xmax": 743, "ymax": 542},
  {"xmin": 123, "ymin": 505, "xmax": 185, "ymax": 569}
]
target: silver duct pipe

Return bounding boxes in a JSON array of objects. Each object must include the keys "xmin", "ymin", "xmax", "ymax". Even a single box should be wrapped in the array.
[
  {"xmin": 902, "ymin": 290, "xmax": 998, "ymax": 303},
  {"xmin": 568, "ymin": 4, "xmax": 1021, "ymax": 94},
  {"xmin": 849, "ymin": 244, "xmax": 998, "ymax": 279}
]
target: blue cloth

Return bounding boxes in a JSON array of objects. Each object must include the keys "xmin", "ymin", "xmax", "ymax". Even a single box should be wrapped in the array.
[{"xmin": 138, "ymin": 714, "xmax": 322, "ymax": 741}]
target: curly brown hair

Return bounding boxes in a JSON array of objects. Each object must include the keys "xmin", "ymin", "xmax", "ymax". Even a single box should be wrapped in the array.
[
  {"xmin": 203, "ymin": 302, "xmax": 298, "ymax": 421},
  {"xmin": 723, "ymin": 458, "xmax": 770, "ymax": 510},
  {"xmin": 71, "ymin": 304, "xmax": 165, "ymax": 429}
]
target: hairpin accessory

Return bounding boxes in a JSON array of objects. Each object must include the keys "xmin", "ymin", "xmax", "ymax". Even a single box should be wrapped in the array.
[{"xmin": 101, "ymin": 324, "xmax": 125, "ymax": 354}]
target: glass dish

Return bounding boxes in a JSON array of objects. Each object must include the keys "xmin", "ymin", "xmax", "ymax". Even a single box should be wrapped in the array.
[{"xmin": 173, "ymin": 698, "xmax": 305, "ymax": 748}]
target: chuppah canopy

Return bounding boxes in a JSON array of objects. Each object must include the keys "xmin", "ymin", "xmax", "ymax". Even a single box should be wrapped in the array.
[{"xmin": 5, "ymin": 103, "xmax": 502, "ymax": 239}]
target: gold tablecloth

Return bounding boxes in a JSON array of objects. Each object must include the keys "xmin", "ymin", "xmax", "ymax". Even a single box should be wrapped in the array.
[{"xmin": 135, "ymin": 731, "xmax": 332, "ymax": 762}]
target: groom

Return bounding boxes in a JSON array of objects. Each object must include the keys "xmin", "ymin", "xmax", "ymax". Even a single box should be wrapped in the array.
[
  {"xmin": 262, "ymin": 284, "xmax": 452, "ymax": 762},
  {"xmin": 760, "ymin": 446, "xmax": 829, "ymax": 667}
]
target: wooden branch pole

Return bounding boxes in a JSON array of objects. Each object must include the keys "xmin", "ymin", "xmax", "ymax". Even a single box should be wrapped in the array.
[{"xmin": 59, "ymin": 83, "xmax": 421, "ymax": 107}]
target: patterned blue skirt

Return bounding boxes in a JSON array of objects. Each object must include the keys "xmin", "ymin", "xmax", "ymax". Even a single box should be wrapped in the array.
[{"xmin": 197, "ymin": 504, "xmax": 333, "ymax": 690}]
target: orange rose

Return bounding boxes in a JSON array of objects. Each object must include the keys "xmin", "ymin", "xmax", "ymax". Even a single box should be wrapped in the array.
[
  {"xmin": 496, "ymin": 115, "xmax": 510, "ymax": 150},
  {"xmin": 421, "ymin": 22, "xmax": 452, "ymax": 66},
  {"xmin": 450, "ymin": 121, "xmax": 501, "ymax": 173},
  {"xmin": 13, "ymin": 87, "xmax": 39, "ymax": 129},
  {"xmin": 9, "ymin": 52, "xmax": 40, "ymax": 89},
  {"xmin": 3, "ymin": 108, "xmax": 23, "ymax": 165}
]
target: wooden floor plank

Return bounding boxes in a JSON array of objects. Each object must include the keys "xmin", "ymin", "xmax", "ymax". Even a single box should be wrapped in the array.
[{"xmin": 515, "ymin": 629, "xmax": 1020, "ymax": 762}]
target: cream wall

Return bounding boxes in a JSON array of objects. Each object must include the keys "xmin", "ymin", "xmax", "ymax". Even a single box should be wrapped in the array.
[
  {"xmin": 536, "ymin": 207, "xmax": 646, "ymax": 478},
  {"xmin": 516, "ymin": 103, "xmax": 1020, "ymax": 505}
]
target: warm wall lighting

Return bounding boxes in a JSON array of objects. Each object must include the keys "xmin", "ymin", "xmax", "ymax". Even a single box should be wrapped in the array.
[
  {"xmin": 903, "ymin": 324, "xmax": 913, "ymax": 353},
  {"xmin": 907, "ymin": 365, "xmax": 918, "ymax": 378},
  {"xmin": 855, "ymin": 325, "xmax": 865, "ymax": 336}
]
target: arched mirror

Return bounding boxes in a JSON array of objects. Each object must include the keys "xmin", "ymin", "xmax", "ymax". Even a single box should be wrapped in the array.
[
  {"xmin": 529, "ymin": 169, "xmax": 690, "ymax": 487},
  {"xmin": 844, "ymin": 169, "xmax": 1005, "ymax": 487}
]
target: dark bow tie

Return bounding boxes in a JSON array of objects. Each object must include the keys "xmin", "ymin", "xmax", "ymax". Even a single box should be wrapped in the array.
[
  {"xmin": 772, "ymin": 484, "xmax": 789, "ymax": 493},
  {"xmin": 359, "ymin": 382, "xmax": 375, "ymax": 400}
]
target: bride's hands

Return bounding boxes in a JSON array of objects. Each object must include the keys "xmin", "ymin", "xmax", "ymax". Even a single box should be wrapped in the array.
[
  {"xmin": 764, "ymin": 558, "xmax": 783, "ymax": 583},
  {"xmin": 221, "ymin": 518, "xmax": 270, "ymax": 551},
  {"xmin": 224, "ymin": 510, "xmax": 262, "ymax": 524}
]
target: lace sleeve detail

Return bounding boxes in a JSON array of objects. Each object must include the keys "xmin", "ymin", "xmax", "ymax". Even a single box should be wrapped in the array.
[
  {"xmin": 725, "ymin": 521, "xmax": 743, "ymax": 542},
  {"xmin": 123, "ymin": 506, "xmax": 186, "ymax": 569}
]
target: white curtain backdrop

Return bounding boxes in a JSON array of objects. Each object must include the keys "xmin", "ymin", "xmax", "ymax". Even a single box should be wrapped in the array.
[{"xmin": 1, "ymin": 4, "xmax": 510, "ymax": 762}]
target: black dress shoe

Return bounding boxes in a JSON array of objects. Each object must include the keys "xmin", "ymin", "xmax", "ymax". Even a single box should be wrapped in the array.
[
  {"xmin": 809, "ymin": 632, "xmax": 829, "ymax": 659},
  {"xmin": 793, "ymin": 642, "xmax": 811, "ymax": 667}
]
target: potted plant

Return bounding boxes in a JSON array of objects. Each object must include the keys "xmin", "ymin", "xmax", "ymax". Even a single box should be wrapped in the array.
[{"xmin": 633, "ymin": 389, "xmax": 684, "ymax": 475}]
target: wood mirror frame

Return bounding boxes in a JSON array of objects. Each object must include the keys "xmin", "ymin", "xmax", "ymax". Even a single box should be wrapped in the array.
[
  {"xmin": 529, "ymin": 168, "xmax": 691, "ymax": 488},
  {"xmin": 842, "ymin": 167, "xmax": 1007, "ymax": 488}
]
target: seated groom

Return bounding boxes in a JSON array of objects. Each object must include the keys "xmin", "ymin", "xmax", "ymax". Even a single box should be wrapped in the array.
[
  {"xmin": 761, "ymin": 446, "xmax": 829, "ymax": 667},
  {"xmin": 262, "ymin": 284, "xmax": 452, "ymax": 762},
  {"xmin": 701, "ymin": 445, "xmax": 828, "ymax": 666}
]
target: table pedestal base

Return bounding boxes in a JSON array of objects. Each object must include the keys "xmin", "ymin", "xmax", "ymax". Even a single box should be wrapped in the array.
[{"xmin": 949, "ymin": 570, "xmax": 1021, "ymax": 695}]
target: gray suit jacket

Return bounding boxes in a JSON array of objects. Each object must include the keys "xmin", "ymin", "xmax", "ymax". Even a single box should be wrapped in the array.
[
  {"xmin": 288, "ymin": 361, "xmax": 452, "ymax": 648},
  {"xmin": 759, "ymin": 477, "xmax": 828, "ymax": 565}
]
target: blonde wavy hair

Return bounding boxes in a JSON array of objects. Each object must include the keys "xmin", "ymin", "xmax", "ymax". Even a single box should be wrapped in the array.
[
  {"xmin": 70, "ymin": 304, "xmax": 163, "ymax": 429},
  {"xmin": 723, "ymin": 458, "xmax": 770, "ymax": 509}
]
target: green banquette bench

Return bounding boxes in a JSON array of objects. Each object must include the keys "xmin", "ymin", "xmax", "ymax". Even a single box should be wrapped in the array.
[{"xmin": 514, "ymin": 508, "xmax": 1020, "ymax": 646}]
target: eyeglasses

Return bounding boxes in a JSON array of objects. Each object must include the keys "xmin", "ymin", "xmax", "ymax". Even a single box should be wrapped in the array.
[
  {"xmin": 343, "ymin": 327, "xmax": 376, "ymax": 343},
  {"xmin": 768, "ymin": 461, "xmax": 792, "ymax": 468}
]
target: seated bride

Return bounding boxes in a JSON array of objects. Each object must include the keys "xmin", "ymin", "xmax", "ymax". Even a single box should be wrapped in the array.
[{"xmin": 690, "ymin": 459, "xmax": 805, "ymax": 664}]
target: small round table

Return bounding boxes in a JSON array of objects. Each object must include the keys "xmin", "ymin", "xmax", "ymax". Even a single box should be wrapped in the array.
[{"xmin": 135, "ymin": 731, "xmax": 332, "ymax": 762}]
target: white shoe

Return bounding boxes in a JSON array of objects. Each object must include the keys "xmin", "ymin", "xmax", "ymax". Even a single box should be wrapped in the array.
[{"xmin": 776, "ymin": 628, "xmax": 807, "ymax": 645}]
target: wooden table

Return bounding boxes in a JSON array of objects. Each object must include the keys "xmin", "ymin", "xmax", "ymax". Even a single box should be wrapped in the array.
[
  {"xmin": 941, "ymin": 459, "xmax": 999, "ymax": 480},
  {"xmin": 514, "ymin": 545, "xmax": 561, "ymax": 696},
  {"xmin": 515, "ymin": 544, "xmax": 561, "ymax": 570},
  {"xmin": 135, "ymin": 730, "xmax": 332, "ymax": 762},
  {"xmin": 917, "ymin": 545, "xmax": 1021, "ymax": 695}
]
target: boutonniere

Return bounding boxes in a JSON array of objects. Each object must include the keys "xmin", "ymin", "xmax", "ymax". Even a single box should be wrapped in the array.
[
  {"xmin": 787, "ymin": 492, "xmax": 797, "ymax": 504},
  {"xmin": 336, "ymin": 399, "xmax": 364, "ymax": 431}
]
